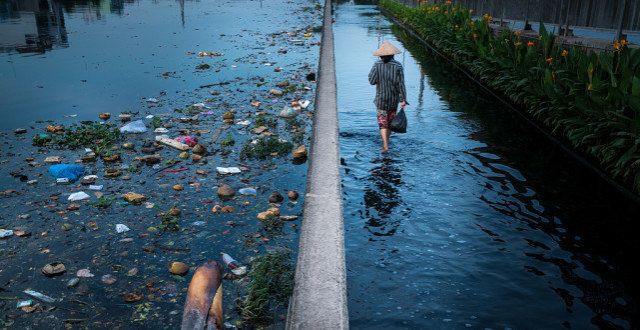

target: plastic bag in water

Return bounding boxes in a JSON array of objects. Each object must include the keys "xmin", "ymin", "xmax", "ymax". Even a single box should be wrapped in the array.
[
  {"xmin": 389, "ymin": 109, "xmax": 407, "ymax": 133},
  {"xmin": 68, "ymin": 191, "xmax": 90, "ymax": 201},
  {"xmin": 120, "ymin": 120, "xmax": 148, "ymax": 133},
  {"xmin": 48, "ymin": 164, "xmax": 85, "ymax": 182},
  {"xmin": 279, "ymin": 106, "xmax": 298, "ymax": 118}
]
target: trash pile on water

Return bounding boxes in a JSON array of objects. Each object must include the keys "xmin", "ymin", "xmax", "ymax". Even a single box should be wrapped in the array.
[{"xmin": 0, "ymin": 1, "xmax": 322, "ymax": 327}]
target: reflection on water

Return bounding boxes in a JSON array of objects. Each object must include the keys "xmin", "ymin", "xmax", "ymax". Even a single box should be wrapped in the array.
[
  {"xmin": 364, "ymin": 156, "xmax": 403, "ymax": 237},
  {"xmin": 0, "ymin": 0, "xmax": 195, "ymax": 54},
  {"xmin": 337, "ymin": 3, "xmax": 639, "ymax": 329},
  {"xmin": 0, "ymin": 0, "xmax": 68, "ymax": 53}
]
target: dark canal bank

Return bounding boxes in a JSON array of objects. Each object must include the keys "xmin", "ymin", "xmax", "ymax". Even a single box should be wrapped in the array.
[{"xmin": 335, "ymin": 2, "xmax": 639, "ymax": 329}]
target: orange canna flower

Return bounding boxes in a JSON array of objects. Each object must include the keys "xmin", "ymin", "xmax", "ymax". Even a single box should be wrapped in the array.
[
  {"xmin": 620, "ymin": 39, "xmax": 629, "ymax": 47},
  {"xmin": 527, "ymin": 41, "xmax": 535, "ymax": 47},
  {"xmin": 613, "ymin": 40, "xmax": 621, "ymax": 51},
  {"xmin": 561, "ymin": 49, "xmax": 568, "ymax": 57},
  {"xmin": 514, "ymin": 31, "xmax": 522, "ymax": 37}
]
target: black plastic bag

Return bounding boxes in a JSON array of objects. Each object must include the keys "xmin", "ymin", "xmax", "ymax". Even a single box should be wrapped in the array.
[{"xmin": 389, "ymin": 108, "xmax": 407, "ymax": 133}]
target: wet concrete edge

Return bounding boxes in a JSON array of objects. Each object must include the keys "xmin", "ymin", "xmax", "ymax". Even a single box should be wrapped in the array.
[
  {"xmin": 285, "ymin": 0, "xmax": 349, "ymax": 328},
  {"xmin": 380, "ymin": 6, "xmax": 640, "ymax": 205}
]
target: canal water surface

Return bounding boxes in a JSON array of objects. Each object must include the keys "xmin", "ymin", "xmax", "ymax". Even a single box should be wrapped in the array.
[
  {"xmin": 1, "ymin": 0, "xmax": 321, "ymax": 328},
  {"xmin": 335, "ymin": 2, "xmax": 639, "ymax": 329}
]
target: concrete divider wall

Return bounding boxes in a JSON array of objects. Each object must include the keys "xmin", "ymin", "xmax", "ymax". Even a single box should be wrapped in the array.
[{"xmin": 285, "ymin": 0, "xmax": 349, "ymax": 328}]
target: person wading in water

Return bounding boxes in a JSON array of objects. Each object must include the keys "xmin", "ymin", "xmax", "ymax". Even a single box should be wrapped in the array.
[{"xmin": 368, "ymin": 41, "xmax": 407, "ymax": 152}]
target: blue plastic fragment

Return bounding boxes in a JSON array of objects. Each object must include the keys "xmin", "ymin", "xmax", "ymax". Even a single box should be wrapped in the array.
[{"xmin": 48, "ymin": 164, "xmax": 85, "ymax": 182}]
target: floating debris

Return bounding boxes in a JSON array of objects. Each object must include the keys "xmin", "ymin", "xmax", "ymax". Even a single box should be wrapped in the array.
[{"xmin": 23, "ymin": 290, "xmax": 56, "ymax": 303}]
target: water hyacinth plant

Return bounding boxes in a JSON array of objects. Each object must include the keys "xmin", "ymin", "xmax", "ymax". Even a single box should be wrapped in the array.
[{"xmin": 381, "ymin": 0, "xmax": 640, "ymax": 193}]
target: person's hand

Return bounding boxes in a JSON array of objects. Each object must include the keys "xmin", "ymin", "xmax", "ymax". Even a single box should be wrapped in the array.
[{"xmin": 400, "ymin": 101, "xmax": 406, "ymax": 109}]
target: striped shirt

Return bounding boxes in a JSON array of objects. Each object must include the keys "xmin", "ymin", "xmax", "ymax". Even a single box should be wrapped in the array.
[{"xmin": 368, "ymin": 59, "xmax": 407, "ymax": 111}]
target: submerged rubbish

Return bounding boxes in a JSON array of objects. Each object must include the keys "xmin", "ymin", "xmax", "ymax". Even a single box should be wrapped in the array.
[
  {"xmin": 216, "ymin": 167, "xmax": 241, "ymax": 174},
  {"xmin": 68, "ymin": 191, "xmax": 90, "ymax": 201},
  {"xmin": 292, "ymin": 145, "xmax": 307, "ymax": 159},
  {"xmin": 279, "ymin": 106, "xmax": 298, "ymax": 118},
  {"xmin": 119, "ymin": 120, "xmax": 148, "ymax": 133},
  {"xmin": 155, "ymin": 136, "xmax": 190, "ymax": 150},
  {"xmin": 169, "ymin": 261, "xmax": 190, "ymax": 276},
  {"xmin": 23, "ymin": 290, "xmax": 57, "ymax": 303},
  {"xmin": 299, "ymin": 100, "xmax": 311, "ymax": 109},
  {"xmin": 217, "ymin": 185, "xmax": 235, "ymax": 199},
  {"xmin": 16, "ymin": 300, "xmax": 33, "ymax": 308},
  {"xmin": 49, "ymin": 164, "xmax": 85, "ymax": 182},
  {"xmin": 288, "ymin": 190, "xmax": 300, "ymax": 201},
  {"xmin": 221, "ymin": 253, "xmax": 248, "ymax": 276},
  {"xmin": 116, "ymin": 224, "xmax": 131, "ymax": 233},
  {"xmin": 76, "ymin": 269, "xmax": 95, "ymax": 278},
  {"xmin": 123, "ymin": 192, "xmax": 146, "ymax": 204},
  {"xmin": 66, "ymin": 278, "xmax": 80, "ymax": 288},
  {"xmin": 197, "ymin": 51, "xmax": 224, "ymax": 57},
  {"xmin": 239, "ymin": 188, "xmax": 258, "ymax": 196},
  {"xmin": 41, "ymin": 262, "xmax": 66, "ymax": 277},
  {"xmin": 0, "ymin": 229, "xmax": 14, "ymax": 238},
  {"xmin": 174, "ymin": 135, "xmax": 198, "ymax": 147}
]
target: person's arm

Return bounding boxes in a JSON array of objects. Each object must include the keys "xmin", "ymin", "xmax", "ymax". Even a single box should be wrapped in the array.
[
  {"xmin": 398, "ymin": 66, "xmax": 407, "ymax": 108},
  {"xmin": 368, "ymin": 63, "xmax": 378, "ymax": 85}
]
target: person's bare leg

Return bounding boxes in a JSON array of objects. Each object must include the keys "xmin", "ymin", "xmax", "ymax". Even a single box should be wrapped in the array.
[
  {"xmin": 385, "ymin": 129, "xmax": 391, "ymax": 147},
  {"xmin": 380, "ymin": 128, "xmax": 389, "ymax": 152}
]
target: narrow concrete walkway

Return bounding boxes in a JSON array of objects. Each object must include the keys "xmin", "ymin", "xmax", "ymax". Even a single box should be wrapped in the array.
[{"xmin": 286, "ymin": 0, "xmax": 349, "ymax": 328}]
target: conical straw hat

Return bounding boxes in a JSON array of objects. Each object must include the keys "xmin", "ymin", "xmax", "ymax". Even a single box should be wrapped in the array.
[{"xmin": 373, "ymin": 41, "xmax": 401, "ymax": 56}]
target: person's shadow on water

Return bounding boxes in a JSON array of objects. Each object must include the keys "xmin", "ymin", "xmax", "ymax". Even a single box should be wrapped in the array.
[{"xmin": 363, "ymin": 154, "xmax": 404, "ymax": 237}]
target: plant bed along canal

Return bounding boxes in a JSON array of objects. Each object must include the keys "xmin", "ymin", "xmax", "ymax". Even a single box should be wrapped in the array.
[
  {"xmin": 0, "ymin": 0, "xmax": 322, "ymax": 328},
  {"xmin": 335, "ymin": 2, "xmax": 639, "ymax": 329}
]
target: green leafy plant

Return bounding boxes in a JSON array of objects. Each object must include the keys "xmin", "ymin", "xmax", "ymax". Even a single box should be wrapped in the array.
[
  {"xmin": 381, "ymin": 0, "xmax": 640, "ymax": 193},
  {"xmin": 239, "ymin": 252, "xmax": 294, "ymax": 327},
  {"xmin": 220, "ymin": 133, "xmax": 235, "ymax": 147},
  {"xmin": 50, "ymin": 122, "xmax": 120, "ymax": 155},
  {"xmin": 92, "ymin": 195, "xmax": 115, "ymax": 209},
  {"xmin": 240, "ymin": 137, "xmax": 293, "ymax": 160}
]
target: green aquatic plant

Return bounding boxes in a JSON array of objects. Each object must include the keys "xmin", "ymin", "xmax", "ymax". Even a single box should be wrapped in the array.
[
  {"xmin": 254, "ymin": 115, "xmax": 277, "ymax": 129},
  {"xmin": 282, "ymin": 83, "xmax": 299, "ymax": 94},
  {"xmin": 51, "ymin": 122, "xmax": 120, "ymax": 155},
  {"xmin": 239, "ymin": 252, "xmax": 294, "ymax": 327},
  {"xmin": 220, "ymin": 133, "xmax": 235, "ymax": 147},
  {"xmin": 92, "ymin": 195, "xmax": 115, "ymax": 209},
  {"xmin": 240, "ymin": 137, "xmax": 293, "ymax": 160},
  {"xmin": 32, "ymin": 133, "xmax": 51, "ymax": 146},
  {"xmin": 150, "ymin": 116, "xmax": 162, "ymax": 129}
]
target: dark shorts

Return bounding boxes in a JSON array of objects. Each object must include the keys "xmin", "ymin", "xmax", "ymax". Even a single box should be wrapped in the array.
[{"xmin": 377, "ymin": 108, "xmax": 397, "ymax": 129}]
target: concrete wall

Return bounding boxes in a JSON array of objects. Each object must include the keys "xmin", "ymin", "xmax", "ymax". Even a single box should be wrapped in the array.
[{"xmin": 285, "ymin": 0, "xmax": 349, "ymax": 328}]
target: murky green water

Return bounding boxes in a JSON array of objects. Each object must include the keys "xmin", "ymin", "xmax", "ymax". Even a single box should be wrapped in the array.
[
  {"xmin": 1, "ymin": 0, "xmax": 320, "ymax": 328},
  {"xmin": 335, "ymin": 2, "xmax": 639, "ymax": 329}
]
